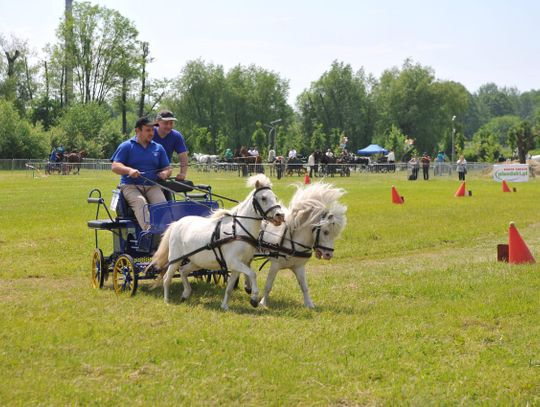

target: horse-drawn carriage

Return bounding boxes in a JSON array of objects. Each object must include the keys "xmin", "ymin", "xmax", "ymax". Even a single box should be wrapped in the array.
[
  {"xmin": 285, "ymin": 156, "xmax": 306, "ymax": 176},
  {"xmin": 87, "ymin": 174, "xmax": 347, "ymax": 310},
  {"xmin": 87, "ymin": 180, "xmax": 223, "ymax": 296},
  {"xmin": 46, "ymin": 150, "xmax": 87, "ymax": 175}
]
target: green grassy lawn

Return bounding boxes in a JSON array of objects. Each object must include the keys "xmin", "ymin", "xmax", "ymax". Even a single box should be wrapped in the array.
[{"xmin": 0, "ymin": 169, "xmax": 539, "ymax": 405}]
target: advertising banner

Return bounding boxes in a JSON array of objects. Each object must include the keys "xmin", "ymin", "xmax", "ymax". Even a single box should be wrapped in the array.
[{"xmin": 493, "ymin": 164, "xmax": 529, "ymax": 182}]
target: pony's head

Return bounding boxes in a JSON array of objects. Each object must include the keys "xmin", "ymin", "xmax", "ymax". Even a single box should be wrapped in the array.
[
  {"xmin": 288, "ymin": 183, "xmax": 347, "ymax": 260},
  {"xmin": 246, "ymin": 174, "xmax": 284, "ymax": 225}
]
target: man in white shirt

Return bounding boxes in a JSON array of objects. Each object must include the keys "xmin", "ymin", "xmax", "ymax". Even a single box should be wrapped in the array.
[{"xmin": 288, "ymin": 148, "xmax": 297, "ymax": 159}]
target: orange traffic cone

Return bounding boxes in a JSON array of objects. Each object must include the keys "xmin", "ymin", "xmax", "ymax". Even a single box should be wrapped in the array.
[
  {"xmin": 508, "ymin": 222, "xmax": 535, "ymax": 264},
  {"xmin": 454, "ymin": 181, "xmax": 466, "ymax": 197},
  {"xmin": 502, "ymin": 180, "xmax": 511, "ymax": 193},
  {"xmin": 304, "ymin": 173, "xmax": 311, "ymax": 184},
  {"xmin": 391, "ymin": 185, "xmax": 404, "ymax": 204}
]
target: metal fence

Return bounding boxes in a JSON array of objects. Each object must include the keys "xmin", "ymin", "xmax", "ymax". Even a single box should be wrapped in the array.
[{"xmin": 1, "ymin": 158, "xmax": 492, "ymax": 177}]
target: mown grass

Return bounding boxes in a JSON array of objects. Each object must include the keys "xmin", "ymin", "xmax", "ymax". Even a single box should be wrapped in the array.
[{"xmin": 0, "ymin": 169, "xmax": 539, "ymax": 405}]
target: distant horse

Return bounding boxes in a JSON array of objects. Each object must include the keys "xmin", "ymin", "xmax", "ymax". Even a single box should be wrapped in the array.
[
  {"xmin": 149, "ymin": 174, "xmax": 284, "ymax": 310},
  {"xmin": 285, "ymin": 156, "xmax": 306, "ymax": 176},
  {"xmin": 233, "ymin": 147, "xmax": 263, "ymax": 175},
  {"xmin": 64, "ymin": 150, "xmax": 87, "ymax": 174},
  {"xmin": 320, "ymin": 154, "xmax": 337, "ymax": 177},
  {"xmin": 249, "ymin": 183, "xmax": 348, "ymax": 308}
]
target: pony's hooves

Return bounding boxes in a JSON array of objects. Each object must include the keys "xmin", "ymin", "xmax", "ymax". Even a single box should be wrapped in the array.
[
  {"xmin": 180, "ymin": 297, "xmax": 187, "ymax": 303},
  {"xmin": 250, "ymin": 298, "xmax": 259, "ymax": 308},
  {"xmin": 244, "ymin": 286, "xmax": 252, "ymax": 295}
]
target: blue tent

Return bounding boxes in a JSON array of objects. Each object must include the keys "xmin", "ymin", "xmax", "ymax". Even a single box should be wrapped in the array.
[{"xmin": 357, "ymin": 144, "xmax": 388, "ymax": 156}]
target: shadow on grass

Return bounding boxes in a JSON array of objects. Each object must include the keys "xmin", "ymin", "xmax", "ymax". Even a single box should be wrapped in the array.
[{"xmin": 136, "ymin": 279, "xmax": 357, "ymax": 317}]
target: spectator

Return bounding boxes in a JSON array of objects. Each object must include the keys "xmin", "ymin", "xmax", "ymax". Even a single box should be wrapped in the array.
[
  {"xmin": 267, "ymin": 148, "xmax": 276, "ymax": 163},
  {"xmin": 111, "ymin": 117, "xmax": 172, "ymax": 230},
  {"xmin": 224, "ymin": 148, "xmax": 233, "ymax": 162},
  {"xmin": 457, "ymin": 155, "xmax": 467, "ymax": 181},
  {"xmin": 288, "ymin": 148, "xmax": 297, "ymax": 159},
  {"xmin": 308, "ymin": 152, "xmax": 316, "ymax": 178},
  {"xmin": 387, "ymin": 150, "xmax": 395, "ymax": 172},
  {"xmin": 421, "ymin": 152, "xmax": 431, "ymax": 180},
  {"xmin": 408, "ymin": 155, "xmax": 419, "ymax": 180},
  {"xmin": 153, "ymin": 110, "xmax": 188, "ymax": 181},
  {"xmin": 250, "ymin": 146, "xmax": 259, "ymax": 156}
]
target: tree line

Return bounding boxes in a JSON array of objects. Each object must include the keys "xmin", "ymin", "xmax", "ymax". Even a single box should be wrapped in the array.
[{"xmin": 0, "ymin": 1, "xmax": 539, "ymax": 162}]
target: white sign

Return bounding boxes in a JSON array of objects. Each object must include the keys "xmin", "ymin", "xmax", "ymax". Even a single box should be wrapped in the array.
[{"xmin": 493, "ymin": 164, "xmax": 529, "ymax": 182}]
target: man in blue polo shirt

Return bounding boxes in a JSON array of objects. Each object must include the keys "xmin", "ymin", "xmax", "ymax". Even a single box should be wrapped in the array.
[
  {"xmin": 153, "ymin": 110, "xmax": 189, "ymax": 180},
  {"xmin": 111, "ymin": 117, "xmax": 172, "ymax": 229}
]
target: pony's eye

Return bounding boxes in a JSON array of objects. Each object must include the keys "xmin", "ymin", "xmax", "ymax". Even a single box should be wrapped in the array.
[
  {"xmin": 261, "ymin": 196, "xmax": 267, "ymax": 201},
  {"xmin": 323, "ymin": 230, "xmax": 329, "ymax": 236}
]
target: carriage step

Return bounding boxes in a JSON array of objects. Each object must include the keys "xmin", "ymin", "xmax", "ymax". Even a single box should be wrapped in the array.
[{"xmin": 87, "ymin": 219, "xmax": 133, "ymax": 230}]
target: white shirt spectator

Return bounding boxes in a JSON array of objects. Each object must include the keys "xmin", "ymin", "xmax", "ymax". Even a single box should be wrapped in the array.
[
  {"xmin": 288, "ymin": 149, "xmax": 297, "ymax": 159},
  {"xmin": 387, "ymin": 151, "xmax": 395, "ymax": 162},
  {"xmin": 308, "ymin": 153, "xmax": 315, "ymax": 166},
  {"xmin": 250, "ymin": 148, "xmax": 259, "ymax": 156},
  {"xmin": 325, "ymin": 149, "xmax": 334, "ymax": 158}
]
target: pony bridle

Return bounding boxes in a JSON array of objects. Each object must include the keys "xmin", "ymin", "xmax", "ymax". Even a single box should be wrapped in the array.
[
  {"xmin": 312, "ymin": 214, "xmax": 334, "ymax": 254},
  {"xmin": 252, "ymin": 187, "xmax": 282, "ymax": 221}
]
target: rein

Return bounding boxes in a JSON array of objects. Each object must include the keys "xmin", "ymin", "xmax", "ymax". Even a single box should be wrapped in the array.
[{"xmin": 164, "ymin": 186, "xmax": 281, "ymax": 271}]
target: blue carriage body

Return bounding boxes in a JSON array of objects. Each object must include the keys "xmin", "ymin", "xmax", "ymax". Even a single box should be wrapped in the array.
[{"xmin": 87, "ymin": 182, "xmax": 222, "ymax": 294}]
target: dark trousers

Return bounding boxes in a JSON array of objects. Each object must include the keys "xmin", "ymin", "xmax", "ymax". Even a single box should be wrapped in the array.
[
  {"xmin": 458, "ymin": 171, "xmax": 465, "ymax": 181},
  {"xmin": 422, "ymin": 166, "xmax": 429, "ymax": 180}
]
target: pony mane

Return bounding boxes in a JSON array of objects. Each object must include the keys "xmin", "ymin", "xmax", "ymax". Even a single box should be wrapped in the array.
[
  {"xmin": 210, "ymin": 174, "xmax": 273, "ymax": 219},
  {"xmin": 287, "ymin": 183, "xmax": 347, "ymax": 236},
  {"xmin": 245, "ymin": 173, "xmax": 272, "ymax": 189}
]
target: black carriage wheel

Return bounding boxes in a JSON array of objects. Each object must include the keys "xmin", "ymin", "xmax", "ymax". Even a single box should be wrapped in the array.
[
  {"xmin": 113, "ymin": 254, "xmax": 138, "ymax": 296},
  {"xmin": 91, "ymin": 248, "xmax": 105, "ymax": 289}
]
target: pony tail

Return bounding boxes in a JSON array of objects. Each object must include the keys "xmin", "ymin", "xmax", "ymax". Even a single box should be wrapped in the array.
[
  {"xmin": 146, "ymin": 226, "xmax": 173, "ymax": 290},
  {"xmin": 147, "ymin": 225, "xmax": 172, "ymax": 272}
]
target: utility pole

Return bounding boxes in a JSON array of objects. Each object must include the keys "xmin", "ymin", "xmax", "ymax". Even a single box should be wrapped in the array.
[
  {"xmin": 451, "ymin": 115, "xmax": 456, "ymax": 165},
  {"xmin": 64, "ymin": 0, "xmax": 74, "ymax": 105}
]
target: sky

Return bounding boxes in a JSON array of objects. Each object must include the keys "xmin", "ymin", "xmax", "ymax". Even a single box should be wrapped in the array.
[{"xmin": 1, "ymin": 0, "xmax": 539, "ymax": 105}]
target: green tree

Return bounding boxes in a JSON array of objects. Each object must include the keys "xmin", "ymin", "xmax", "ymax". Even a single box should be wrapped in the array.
[
  {"xmin": 55, "ymin": 2, "xmax": 139, "ymax": 104},
  {"xmin": 0, "ymin": 99, "xmax": 49, "ymax": 158},
  {"xmin": 509, "ymin": 121, "xmax": 536, "ymax": 163},
  {"xmin": 372, "ymin": 60, "xmax": 470, "ymax": 156},
  {"xmin": 379, "ymin": 125, "xmax": 407, "ymax": 161},
  {"xmin": 251, "ymin": 122, "xmax": 267, "ymax": 154},
  {"xmin": 52, "ymin": 102, "xmax": 110, "ymax": 156},
  {"xmin": 309, "ymin": 123, "xmax": 326, "ymax": 152},
  {"xmin": 297, "ymin": 60, "xmax": 371, "ymax": 152}
]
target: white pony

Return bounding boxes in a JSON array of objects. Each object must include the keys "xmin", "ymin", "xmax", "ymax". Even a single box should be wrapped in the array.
[
  {"xmin": 252, "ymin": 183, "xmax": 347, "ymax": 308},
  {"xmin": 149, "ymin": 174, "xmax": 284, "ymax": 310},
  {"xmin": 193, "ymin": 152, "xmax": 219, "ymax": 164}
]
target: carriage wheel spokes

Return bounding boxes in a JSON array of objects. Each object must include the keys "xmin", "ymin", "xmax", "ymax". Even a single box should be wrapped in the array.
[
  {"xmin": 91, "ymin": 248, "xmax": 105, "ymax": 289},
  {"xmin": 113, "ymin": 255, "xmax": 138, "ymax": 296}
]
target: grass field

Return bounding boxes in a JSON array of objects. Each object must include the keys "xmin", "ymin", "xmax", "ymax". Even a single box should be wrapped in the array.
[{"xmin": 0, "ymin": 168, "xmax": 539, "ymax": 405}]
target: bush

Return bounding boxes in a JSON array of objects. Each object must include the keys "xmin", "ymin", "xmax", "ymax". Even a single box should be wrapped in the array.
[{"xmin": 0, "ymin": 99, "xmax": 49, "ymax": 158}]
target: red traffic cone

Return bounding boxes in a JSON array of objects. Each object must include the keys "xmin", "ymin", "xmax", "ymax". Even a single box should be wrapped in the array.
[
  {"xmin": 508, "ymin": 222, "xmax": 535, "ymax": 264},
  {"xmin": 454, "ymin": 181, "xmax": 466, "ymax": 197},
  {"xmin": 304, "ymin": 173, "xmax": 311, "ymax": 184},
  {"xmin": 502, "ymin": 180, "xmax": 511, "ymax": 193},
  {"xmin": 391, "ymin": 185, "xmax": 404, "ymax": 204}
]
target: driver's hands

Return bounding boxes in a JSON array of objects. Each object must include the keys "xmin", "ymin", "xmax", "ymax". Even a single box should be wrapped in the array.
[
  {"xmin": 176, "ymin": 173, "xmax": 186, "ymax": 181},
  {"xmin": 158, "ymin": 171, "xmax": 169, "ymax": 180},
  {"xmin": 128, "ymin": 168, "xmax": 140, "ymax": 178}
]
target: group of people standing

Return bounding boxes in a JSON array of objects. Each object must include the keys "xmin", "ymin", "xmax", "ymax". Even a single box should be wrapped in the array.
[{"xmin": 408, "ymin": 152, "xmax": 467, "ymax": 181}]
